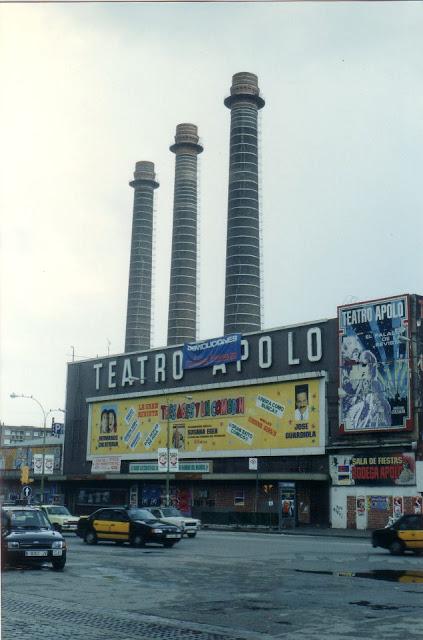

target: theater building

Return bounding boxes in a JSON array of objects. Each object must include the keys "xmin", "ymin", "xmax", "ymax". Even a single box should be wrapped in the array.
[{"xmin": 62, "ymin": 318, "xmax": 338, "ymax": 527}]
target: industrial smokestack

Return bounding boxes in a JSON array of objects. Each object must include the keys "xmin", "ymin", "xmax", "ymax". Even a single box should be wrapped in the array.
[
  {"xmin": 224, "ymin": 72, "xmax": 265, "ymax": 334},
  {"xmin": 167, "ymin": 123, "xmax": 203, "ymax": 345},
  {"xmin": 124, "ymin": 161, "xmax": 159, "ymax": 353}
]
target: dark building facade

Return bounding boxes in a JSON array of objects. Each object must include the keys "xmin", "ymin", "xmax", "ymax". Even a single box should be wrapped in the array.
[
  {"xmin": 53, "ymin": 293, "xmax": 423, "ymax": 529},
  {"xmin": 62, "ymin": 318, "xmax": 338, "ymax": 526},
  {"xmin": 125, "ymin": 161, "xmax": 159, "ymax": 353},
  {"xmin": 167, "ymin": 124, "xmax": 203, "ymax": 346},
  {"xmin": 224, "ymin": 72, "xmax": 264, "ymax": 335}
]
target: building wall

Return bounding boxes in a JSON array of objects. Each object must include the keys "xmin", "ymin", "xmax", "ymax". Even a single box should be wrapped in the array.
[
  {"xmin": 0, "ymin": 425, "xmax": 48, "ymax": 446},
  {"xmin": 331, "ymin": 485, "xmax": 421, "ymax": 529},
  {"xmin": 64, "ymin": 319, "xmax": 338, "ymax": 475},
  {"xmin": 61, "ymin": 319, "xmax": 338, "ymax": 525},
  {"xmin": 60, "ymin": 293, "xmax": 422, "ymax": 529},
  {"xmin": 329, "ymin": 293, "xmax": 423, "ymax": 529}
]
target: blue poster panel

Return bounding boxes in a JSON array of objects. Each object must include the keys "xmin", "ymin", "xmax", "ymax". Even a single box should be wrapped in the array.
[
  {"xmin": 338, "ymin": 295, "xmax": 411, "ymax": 432},
  {"xmin": 183, "ymin": 334, "xmax": 241, "ymax": 370}
]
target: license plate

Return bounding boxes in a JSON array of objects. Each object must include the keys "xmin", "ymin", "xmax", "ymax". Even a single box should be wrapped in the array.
[
  {"xmin": 166, "ymin": 534, "xmax": 180, "ymax": 539},
  {"xmin": 25, "ymin": 550, "xmax": 48, "ymax": 557},
  {"xmin": 52, "ymin": 550, "xmax": 63, "ymax": 556}
]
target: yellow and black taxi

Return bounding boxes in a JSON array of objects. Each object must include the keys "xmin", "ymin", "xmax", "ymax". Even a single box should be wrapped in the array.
[
  {"xmin": 77, "ymin": 507, "xmax": 182, "ymax": 547},
  {"xmin": 1, "ymin": 505, "xmax": 67, "ymax": 570},
  {"xmin": 372, "ymin": 514, "xmax": 423, "ymax": 555}
]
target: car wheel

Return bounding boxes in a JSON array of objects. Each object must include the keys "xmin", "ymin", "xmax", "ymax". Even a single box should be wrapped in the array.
[
  {"xmin": 389, "ymin": 540, "xmax": 404, "ymax": 555},
  {"xmin": 130, "ymin": 534, "xmax": 145, "ymax": 547},
  {"xmin": 115, "ymin": 541, "xmax": 124, "ymax": 546},
  {"xmin": 52, "ymin": 558, "xmax": 66, "ymax": 571},
  {"xmin": 163, "ymin": 541, "xmax": 176, "ymax": 548},
  {"xmin": 84, "ymin": 530, "xmax": 98, "ymax": 545},
  {"xmin": 412, "ymin": 549, "xmax": 423, "ymax": 556},
  {"xmin": 187, "ymin": 532, "xmax": 197, "ymax": 538}
]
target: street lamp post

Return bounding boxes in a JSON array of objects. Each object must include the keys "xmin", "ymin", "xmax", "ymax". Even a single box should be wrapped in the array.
[
  {"xmin": 163, "ymin": 393, "xmax": 192, "ymax": 507},
  {"xmin": 10, "ymin": 393, "xmax": 64, "ymax": 502},
  {"xmin": 118, "ymin": 380, "xmax": 192, "ymax": 508},
  {"xmin": 10, "ymin": 393, "xmax": 47, "ymax": 499},
  {"xmin": 165, "ymin": 398, "xmax": 170, "ymax": 507}
]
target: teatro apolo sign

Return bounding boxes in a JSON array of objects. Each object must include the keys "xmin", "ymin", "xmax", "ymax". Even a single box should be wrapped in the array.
[{"xmin": 90, "ymin": 324, "xmax": 328, "ymax": 394}]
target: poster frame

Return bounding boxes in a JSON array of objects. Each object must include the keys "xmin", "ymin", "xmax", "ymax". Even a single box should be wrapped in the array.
[
  {"xmin": 85, "ymin": 372, "xmax": 327, "ymax": 461},
  {"xmin": 338, "ymin": 293, "xmax": 413, "ymax": 434}
]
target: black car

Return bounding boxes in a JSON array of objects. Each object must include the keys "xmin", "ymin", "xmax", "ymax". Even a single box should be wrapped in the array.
[
  {"xmin": 77, "ymin": 507, "xmax": 182, "ymax": 547},
  {"xmin": 372, "ymin": 514, "xmax": 423, "ymax": 555},
  {"xmin": 1, "ymin": 505, "xmax": 67, "ymax": 570}
]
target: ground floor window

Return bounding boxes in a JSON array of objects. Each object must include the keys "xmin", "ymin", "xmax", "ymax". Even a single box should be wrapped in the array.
[
  {"xmin": 234, "ymin": 489, "xmax": 245, "ymax": 506},
  {"xmin": 76, "ymin": 488, "xmax": 127, "ymax": 510}
]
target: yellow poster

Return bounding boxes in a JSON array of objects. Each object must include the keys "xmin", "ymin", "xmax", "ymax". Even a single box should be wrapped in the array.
[{"xmin": 88, "ymin": 378, "xmax": 323, "ymax": 458}]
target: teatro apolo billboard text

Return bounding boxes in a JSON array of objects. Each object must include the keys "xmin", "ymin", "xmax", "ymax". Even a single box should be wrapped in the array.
[{"xmin": 338, "ymin": 295, "xmax": 412, "ymax": 433}]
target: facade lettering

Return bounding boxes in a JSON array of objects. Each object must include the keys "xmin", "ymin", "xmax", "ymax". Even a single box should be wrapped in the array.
[
  {"xmin": 93, "ymin": 326, "xmax": 324, "ymax": 390},
  {"xmin": 108, "ymin": 360, "xmax": 117, "ymax": 388}
]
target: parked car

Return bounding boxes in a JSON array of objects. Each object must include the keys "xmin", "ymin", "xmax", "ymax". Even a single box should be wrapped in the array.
[
  {"xmin": 77, "ymin": 507, "xmax": 182, "ymax": 547},
  {"xmin": 146, "ymin": 506, "xmax": 201, "ymax": 537},
  {"xmin": 40, "ymin": 505, "xmax": 79, "ymax": 533},
  {"xmin": 372, "ymin": 514, "xmax": 423, "ymax": 555},
  {"xmin": 1, "ymin": 505, "xmax": 67, "ymax": 570}
]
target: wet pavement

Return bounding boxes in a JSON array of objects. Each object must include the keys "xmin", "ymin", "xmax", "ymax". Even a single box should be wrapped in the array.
[{"xmin": 3, "ymin": 529, "xmax": 422, "ymax": 640}]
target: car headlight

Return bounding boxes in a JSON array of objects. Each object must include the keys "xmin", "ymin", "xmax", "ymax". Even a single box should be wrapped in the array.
[
  {"xmin": 152, "ymin": 528, "xmax": 163, "ymax": 534},
  {"xmin": 52, "ymin": 540, "xmax": 65, "ymax": 549},
  {"xmin": 7, "ymin": 541, "xmax": 19, "ymax": 549}
]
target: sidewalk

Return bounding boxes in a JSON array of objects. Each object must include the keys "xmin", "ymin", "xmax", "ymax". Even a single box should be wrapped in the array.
[{"xmin": 203, "ymin": 524, "xmax": 370, "ymax": 538}]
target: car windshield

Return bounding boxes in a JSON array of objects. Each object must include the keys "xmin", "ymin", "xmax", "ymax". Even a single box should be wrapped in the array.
[
  {"xmin": 45, "ymin": 506, "xmax": 71, "ymax": 516},
  {"xmin": 128, "ymin": 509, "xmax": 156, "ymax": 521},
  {"xmin": 6, "ymin": 510, "xmax": 51, "ymax": 529},
  {"xmin": 161, "ymin": 507, "xmax": 182, "ymax": 517}
]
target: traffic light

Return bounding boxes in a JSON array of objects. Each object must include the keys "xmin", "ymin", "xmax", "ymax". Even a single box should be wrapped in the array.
[{"xmin": 20, "ymin": 465, "xmax": 30, "ymax": 485}]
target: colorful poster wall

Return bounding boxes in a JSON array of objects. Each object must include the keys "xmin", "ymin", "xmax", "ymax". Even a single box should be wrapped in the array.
[
  {"xmin": 338, "ymin": 295, "xmax": 411, "ymax": 432},
  {"xmin": 87, "ymin": 378, "xmax": 324, "ymax": 459},
  {"xmin": 0, "ymin": 445, "xmax": 62, "ymax": 472}
]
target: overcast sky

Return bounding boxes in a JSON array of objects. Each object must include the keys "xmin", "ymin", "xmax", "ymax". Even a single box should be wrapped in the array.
[{"xmin": 1, "ymin": 2, "xmax": 422, "ymax": 427}]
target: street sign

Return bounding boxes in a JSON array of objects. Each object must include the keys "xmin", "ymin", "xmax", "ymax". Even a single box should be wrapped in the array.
[
  {"xmin": 249, "ymin": 457, "xmax": 258, "ymax": 471},
  {"xmin": 129, "ymin": 462, "xmax": 211, "ymax": 473},
  {"xmin": 22, "ymin": 485, "xmax": 32, "ymax": 498},
  {"xmin": 51, "ymin": 422, "xmax": 64, "ymax": 437},
  {"xmin": 157, "ymin": 448, "xmax": 179, "ymax": 472}
]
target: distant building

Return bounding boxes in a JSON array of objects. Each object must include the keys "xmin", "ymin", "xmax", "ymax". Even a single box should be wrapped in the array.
[
  {"xmin": 0, "ymin": 423, "xmax": 65, "ymax": 504},
  {"xmin": 0, "ymin": 424, "xmax": 50, "ymax": 446}
]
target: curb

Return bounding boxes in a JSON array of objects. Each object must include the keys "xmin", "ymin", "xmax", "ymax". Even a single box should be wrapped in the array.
[{"xmin": 202, "ymin": 524, "xmax": 371, "ymax": 539}]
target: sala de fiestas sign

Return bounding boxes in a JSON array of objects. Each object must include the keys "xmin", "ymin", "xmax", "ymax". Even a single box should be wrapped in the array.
[{"xmin": 330, "ymin": 452, "xmax": 416, "ymax": 486}]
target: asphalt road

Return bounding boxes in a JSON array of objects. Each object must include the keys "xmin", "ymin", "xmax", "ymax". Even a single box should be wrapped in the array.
[{"xmin": 3, "ymin": 530, "xmax": 423, "ymax": 640}]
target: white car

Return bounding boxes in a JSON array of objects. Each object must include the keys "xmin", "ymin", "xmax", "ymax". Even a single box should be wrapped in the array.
[
  {"xmin": 147, "ymin": 507, "xmax": 201, "ymax": 537},
  {"xmin": 40, "ymin": 505, "xmax": 79, "ymax": 533}
]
